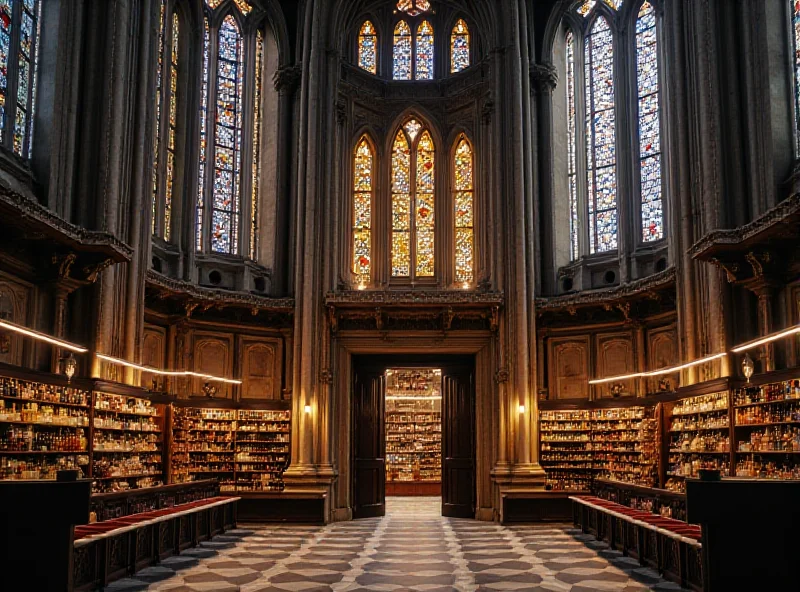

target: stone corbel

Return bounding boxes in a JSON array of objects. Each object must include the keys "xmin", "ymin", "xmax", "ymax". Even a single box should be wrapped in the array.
[
  {"xmin": 273, "ymin": 64, "xmax": 301, "ymax": 95},
  {"xmin": 530, "ymin": 63, "xmax": 558, "ymax": 95},
  {"xmin": 83, "ymin": 258, "xmax": 114, "ymax": 283},
  {"xmin": 184, "ymin": 302, "xmax": 198, "ymax": 318},
  {"xmin": 708, "ymin": 258, "xmax": 740, "ymax": 283},
  {"xmin": 495, "ymin": 367, "xmax": 509, "ymax": 384},
  {"xmin": 374, "ymin": 308, "xmax": 384, "ymax": 331},
  {"xmin": 442, "ymin": 307, "xmax": 455, "ymax": 331},
  {"xmin": 52, "ymin": 253, "xmax": 77, "ymax": 280}
]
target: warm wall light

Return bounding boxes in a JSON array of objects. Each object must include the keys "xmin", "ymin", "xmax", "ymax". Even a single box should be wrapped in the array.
[
  {"xmin": 732, "ymin": 324, "xmax": 800, "ymax": 353},
  {"xmin": 96, "ymin": 353, "xmax": 243, "ymax": 385},
  {"xmin": 357, "ymin": 283, "xmax": 367, "ymax": 291},
  {"xmin": 0, "ymin": 319, "xmax": 87, "ymax": 353},
  {"xmin": 589, "ymin": 353, "xmax": 727, "ymax": 385},
  {"xmin": 304, "ymin": 404, "xmax": 312, "ymax": 414},
  {"xmin": 518, "ymin": 404, "xmax": 526, "ymax": 414}
]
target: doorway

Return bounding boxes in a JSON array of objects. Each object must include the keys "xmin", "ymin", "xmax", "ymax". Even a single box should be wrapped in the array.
[{"xmin": 352, "ymin": 355, "xmax": 476, "ymax": 519}]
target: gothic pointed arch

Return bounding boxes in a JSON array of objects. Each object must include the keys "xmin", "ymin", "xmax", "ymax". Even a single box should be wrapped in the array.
[
  {"xmin": 352, "ymin": 134, "xmax": 376, "ymax": 286},
  {"xmin": 393, "ymin": 19, "xmax": 412, "ymax": 80},
  {"xmin": 358, "ymin": 20, "xmax": 378, "ymax": 74},
  {"xmin": 453, "ymin": 134, "xmax": 474, "ymax": 284},
  {"xmin": 450, "ymin": 18, "xmax": 470, "ymax": 73}
]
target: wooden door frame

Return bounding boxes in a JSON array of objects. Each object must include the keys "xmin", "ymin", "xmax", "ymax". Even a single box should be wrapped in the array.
[{"xmin": 350, "ymin": 354, "xmax": 476, "ymax": 518}]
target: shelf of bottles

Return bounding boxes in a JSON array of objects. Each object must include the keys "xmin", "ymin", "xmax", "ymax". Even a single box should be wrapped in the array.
[
  {"xmin": 172, "ymin": 407, "xmax": 291, "ymax": 493},
  {"xmin": 92, "ymin": 391, "xmax": 164, "ymax": 493},
  {"xmin": 540, "ymin": 409, "xmax": 593, "ymax": 491},
  {"xmin": 591, "ymin": 407, "xmax": 658, "ymax": 488},
  {"xmin": 665, "ymin": 391, "xmax": 730, "ymax": 493},
  {"xmin": 385, "ymin": 368, "xmax": 442, "ymax": 484},
  {"xmin": 0, "ymin": 375, "xmax": 90, "ymax": 481},
  {"xmin": 733, "ymin": 377, "xmax": 800, "ymax": 480}
]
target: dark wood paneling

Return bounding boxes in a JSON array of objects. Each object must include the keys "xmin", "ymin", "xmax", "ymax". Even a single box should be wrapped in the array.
[
  {"xmin": 352, "ymin": 370, "xmax": 385, "ymax": 518},
  {"xmin": 442, "ymin": 368, "xmax": 475, "ymax": 518}
]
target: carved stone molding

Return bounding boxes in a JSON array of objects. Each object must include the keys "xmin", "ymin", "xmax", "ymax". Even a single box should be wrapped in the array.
[
  {"xmin": 273, "ymin": 64, "xmax": 301, "ymax": 94},
  {"xmin": 530, "ymin": 63, "xmax": 558, "ymax": 94}
]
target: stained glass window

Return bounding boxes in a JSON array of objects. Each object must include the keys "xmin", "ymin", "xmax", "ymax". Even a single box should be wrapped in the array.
[
  {"xmin": 415, "ymin": 20, "xmax": 434, "ymax": 80},
  {"xmin": 576, "ymin": 0, "xmax": 623, "ymax": 16},
  {"xmin": 211, "ymin": 15, "xmax": 244, "ymax": 255},
  {"xmin": 584, "ymin": 16, "xmax": 617, "ymax": 254},
  {"xmin": 391, "ymin": 119, "xmax": 436, "ymax": 279},
  {"xmin": 391, "ymin": 129, "xmax": 411, "ymax": 276},
  {"xmin": 451, "ymin": 19, "xmax": 470, "ymax": 73},
  {"xmin": 152, "ymin": 0, "xmax": 165, "ymax": 237},
  {"xmin": 454, "ymin": 136, "xmax": 474, "ymax": 283},
  {"xmin": 197, "ymin": 18, "xmax": 210, "ymax": 251},
  {"xmin": 637, "ymin": 2, "xmax": 662, "ymax": 242},
  {"xmin": 393, "ymin": 20, "xmax": 412, "ymax": 80},
  {"xmin": 358, "ymin": 21, "xmax": 378, "ymax": 74},
  {"xmin": 353, "ymin": 137, "xmax": 373, "ymax": 285},
  {"xmin": 207, "ymin": 0, "xmax": 252, "ymax": 12},
  {"xmin": 397, "ymin": 0, "xmax": 430, "ymax": 17},
  {"xmin": 792, "ymin": 0, "xmax": 800, "ymax": 156},
  {"xmin": 566, "ymin": 30, "xmax": 579, "ymax": 261},
  {"xmin": 251, "ymin": 30, "xmax": 263, "ymax": 260},
  {"xmin": 164, "ymin": 12, "xmax": 178, "ymax": 242},
  {"xmin": 0, "ymin": 0, "xmax": 41, "ymax": 158}
]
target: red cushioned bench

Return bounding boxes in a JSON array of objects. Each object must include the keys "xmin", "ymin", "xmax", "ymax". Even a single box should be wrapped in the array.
[
  {"xmin": 570, "ymin": 495, "xmax": 703, "ymax": 591},
  {"xmin": 72, "ymin": 496, "xmax": 239, "ymax": 592}
]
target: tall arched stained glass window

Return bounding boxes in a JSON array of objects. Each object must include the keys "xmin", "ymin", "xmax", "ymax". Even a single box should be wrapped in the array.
[
  {"xmin": 152, "ymin": 3, "xmax": 180, "ymax": 242},
  {"xmin": 353, "ymin": 136, "xmax": 374, "ymax": 285},
  {"xmin": 391, "ymin": 128, "xmax": 412, "ymax": 275},
  {"xmin": 636, "ymin": 1, "xmax": 662, "ymax": 242},
  {"xmin": 211, "ymin": 15, "xmax": 244, "ymax": 255},
  {"xmin": 584, "ymin": 16, "xmax": 617, "ymax": 254},
  {"xmin": 393, "ymin": 20, "xmax": 412, "ymax": 80},
  {"xmin": 566, "ymin": 30, "xmax": 579, "ymax": 261},
  {"xmin": 415, "ymin": 20, "xmax": 434, "ymax": 80},
  {"xmin": 197, "ymin": 17, "xmax": 210, "ymax": 251},
  {"xmin": 450, "ymin": 19, "xmax": 470, "ymax": 73},
  {"xmin": 454, "ymin": 135, "xmax": 474, "ymax": 283},
  {"xmin": 0, "ymin": 0, "xmax": 42, "ymax": 159},
  {"xmin": 358, "ymin": 21, "xmax": 378, "ymax": 74},
  {"xmin": 792, "ymin": 0, "xmax": 800, "ymax": 156},
  {"xmin": 391, "ymin": 119, "xmax": 435, "ymax": 279},
  {"xmin": 577, "ymin": 0, "xmax": 623, "ymax": 17},
  {"xmin": 250, "ymin": 30, "xmax": 263, "ymax": 260}
]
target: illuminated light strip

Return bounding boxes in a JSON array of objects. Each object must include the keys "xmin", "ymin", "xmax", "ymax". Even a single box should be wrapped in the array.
[
  {"xmin": 386, "ymin": 395, "xmax": 442, "ymax": 400},
  {"xmin": 96, "ymin": 353, "xmax": 242, "ymax": 385},
  {"xmin": 589, "ymin": 353, "xmax": 727, "ymax": 385},
  {"xmin": 732, "ymin": 324, "xmax": 800, "ymax": 353},
  {"xmin": 0, "ymin": 319, "xmax": 88, "ymax": 353}
]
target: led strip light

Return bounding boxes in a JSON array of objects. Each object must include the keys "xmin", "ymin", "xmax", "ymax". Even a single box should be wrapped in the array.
[
  {"xmin": 96, "ymin": 353, "xmax": 242, "ymax": 385},
  {"xmin": 589, "ymin": 353, "xmax": 727, "ymax": 385},
  {"xmin": 0, "ymin": 319, "xmax": 88, "ymax": 353},
  {"xmin": 732, "ymin": 323, "xmax": 800, "ymax": 353}
]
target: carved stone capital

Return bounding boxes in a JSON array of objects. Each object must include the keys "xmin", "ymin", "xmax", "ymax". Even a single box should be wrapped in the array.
[
  {"xmin": 273, "ymin": 64, "xmax": 301, "ymax": 94},
  {"xmin": 83, "ymin": 258, "xmax": 114, "ymax": 283},
  {"xmin": 530, "ymin": 63, "xmax": 558, "ymax": 94},
  {"xmin": 52, "ymin": 253, "xmax": 77, "ymax": 280}
]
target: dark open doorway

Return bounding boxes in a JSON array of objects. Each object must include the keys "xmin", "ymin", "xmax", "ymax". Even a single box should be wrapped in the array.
[{"xmin": 351, "ymin": 355, "xmax": 476, "ymax": 519}]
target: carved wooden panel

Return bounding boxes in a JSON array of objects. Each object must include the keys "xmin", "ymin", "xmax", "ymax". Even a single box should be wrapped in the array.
[
  {"xmin": 548, "ymin": 337, "xmax": 589, "ymax": 400},
  {"xmin": 141, "ymin": 326, "xmax": 166, "ymax": 392},
  {"xmin": 647, "ymin": 326, "xmax": 678, "ymax": 393},
  {"xmin": 0, "ymin": 277, "xmax": 30, "ymax": 366},
  {"xmin": 239, "ymin": 337, "xmax": 283, "ymax": 400},
  {"xmin": 596, "ymin": 333, "xmax": 634, "ymax": 398},
  {"xmin": 192, "ymin": 334, "xmax": 233, "ymax": 399}
]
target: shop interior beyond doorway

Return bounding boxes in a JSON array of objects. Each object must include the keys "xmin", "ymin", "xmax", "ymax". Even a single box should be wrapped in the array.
[{"xmin": 385, "ymin": 368, "xmax": 443, "ymax": 497}]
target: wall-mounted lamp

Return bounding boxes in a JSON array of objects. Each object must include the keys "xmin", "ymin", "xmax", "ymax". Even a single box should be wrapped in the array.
[
  {"xmin": 742, "ymin": 353, "xmax": 755, "ymax": 383},
  {"xmin": 304, "ymin": 404, "xmax": 312, "ymax": 414},
  {"xmin": 60, "ymin": 353, "xmax": 77, "ymax": 383},
  {"xmin": 518, "ymin": 404, "xmax": 526, "ymax": 414}
]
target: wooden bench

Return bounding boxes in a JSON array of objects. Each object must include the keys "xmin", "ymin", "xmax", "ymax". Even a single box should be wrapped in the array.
[
  {"xmin": 571, "ymin": 495, "xmax": 703, "ymax": 591},
  {"xmin": 72, "ymin": 496, "xmax": 238, "ymax": 591}
]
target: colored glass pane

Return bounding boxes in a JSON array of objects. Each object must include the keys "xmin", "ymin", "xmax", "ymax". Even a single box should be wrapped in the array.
[
  {"xmin": 397, "ymin": 0, "xmax": 430, "ymax": 17},
  {"xmin": 211, "ymin": 15, "xmax": 244, "ymax": 255},
  {"xmin": 358, "ymin": 21, "xmax": 378, "ymax": 74},
  {"xmin": 404, "ymin": 118, "xmax": 422, "ymax": 141},
  {"xmin": 27, "ymin": 0, "xmax": 40, "ymax": 158},
  {"xmin": 636, "ymin": 2, "xmax": 663, "ymax": 242},
  {"xmin": 0, "ymin": 0, "xmax": 12, "ymax": 138},
  {"xmin": 391, "ymin": 129, "xmax": 411, "ymax": 276},
  {"xmin": 8, "ymin": 0, "xmax": 40, "ymax": 157},
  {"xmin": 585, "ymin": 16, "xmax": 617, "ymax": 254},
  {"xmin": 451, "ymin": 19, "xmax": 470, "ymax": 73},
  {"xmin": 251, "ymin": 30, "xmax": 263, "ymax": 260},
  {"xmin": 566, "ymin": 30, "xmax": 579, "ymax": 261},
  {"xmin": 164, "ymin": 11, "xmax": 179, "ymax": 242},
  {"xmin": 232, "ymin": 0, "xmax": 252, "ymax": 15},
  {"xmin": 577, "ymin": 0, "xmax": 623, "ymax": 16},
  {"xmin": 197, "ymin": 18, "xmax": 210, "ymax": 251},
  {"xmin": 454, "ymin": 137, "xmax": 474, "ymax": 283},
  {"xmin": 153, "ymin": 0, "xmax": 165, "ymax": 237},
  {"xmin": 793, "ymin": 0, "xmax": 800, "ymax": 155},
  {"xmin": 415, "ymin": 131, "xmax": 435, "ymax": 276},
  {"xmin": 415, "ymin": 20, "xmax": 434, "ymax": 80},
  {"xmin": 393, "ymin": 20, "xmax": 412, "ymax": 80},
  {"xmin": 353, "ymin": 137, "xmax": 373, "ymax": 284}
]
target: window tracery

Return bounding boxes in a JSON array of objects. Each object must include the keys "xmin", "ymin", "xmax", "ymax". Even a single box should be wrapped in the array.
[
  {"xmin": 791, "ymin": 0, "xmax": 800, "ymax": 156},
  {"xmin": 358, "ymin": 21, "xmax": 378, "ymax": 74},
  {"xmin": 415, "ymin": 20, "xmax": 434, "ymax": 80},
  {"xmin": 393, "ymin": 20, "xmax": 412, "ymax": 80},
  {"xmin": 353, "ymin": 137, "xmax": 374, "ymax": 285},
  {"xmin": 454, "ymin": 136, "xmax": 474, "ymax": 283},
  {"xmin": 450, "ymin": 19, "xmax": 470, "ymax": 73}
]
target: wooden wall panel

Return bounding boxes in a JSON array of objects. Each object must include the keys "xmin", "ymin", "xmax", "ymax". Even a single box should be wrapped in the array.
[
  {"xmin": 141, "ymin": 325, "xmax": 167, "ymax": 391},
  {"xmin": 0, "ymin": 278, "xmax": 30, "ymax": 366},
  {"xmin": 596, "ymin": 333, "xmax": 634, "ymax": 398},
  {"xmin": 647, "ymin": 326, "xmax": 678, "ymax": 393},
  {"xmin": 192, "ymin": 333, "xmax": 234, "ymax": 398},
  {"xmin": 548, "ymin": 337, "xmax": 589, "ymax": 400},
  {"xmin": 239, "ymin": 337, "xmax": 283, "ymax": 400}
]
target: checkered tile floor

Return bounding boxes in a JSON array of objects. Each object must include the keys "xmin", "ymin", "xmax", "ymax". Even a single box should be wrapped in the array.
[{"xmin": 104, "ymin": 497, "xmax": 689, "ymax": 591}]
